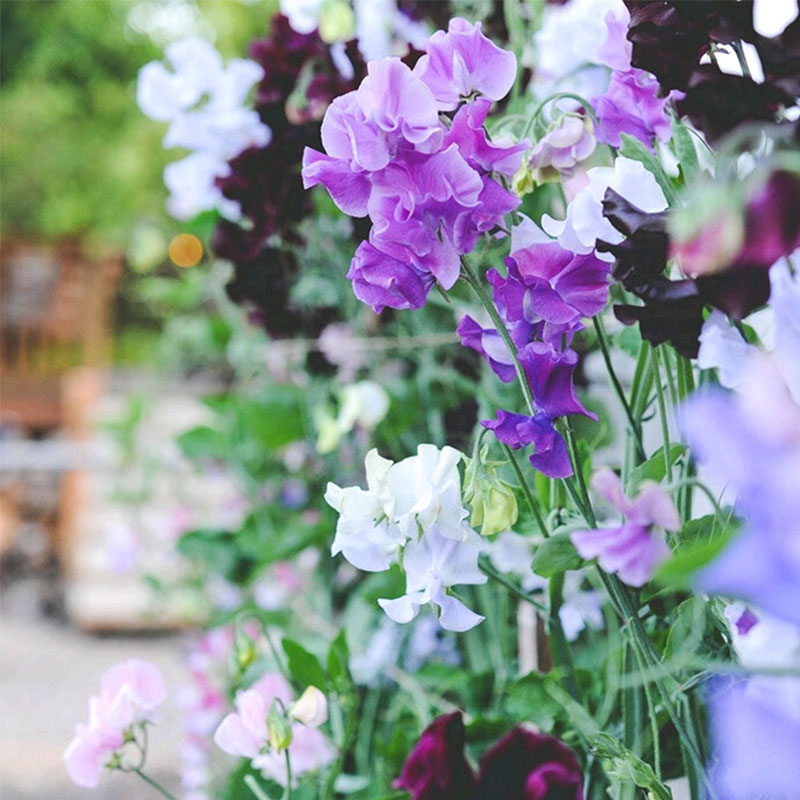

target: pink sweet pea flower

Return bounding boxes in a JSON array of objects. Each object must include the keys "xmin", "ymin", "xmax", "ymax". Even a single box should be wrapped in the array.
[
  {"xmin": 214, "ymin": 672, "xmax": 336, "ymax": 787},
  {"xmin": 571, "ymin": 468, "xmax": 679, "ymax": 587},
  {"xmin": 64, "ymin": 660, "xmax": 168, "ymax": 788}
]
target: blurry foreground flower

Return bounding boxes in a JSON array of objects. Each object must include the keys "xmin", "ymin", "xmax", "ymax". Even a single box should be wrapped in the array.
[
  {"xmin": 64, "ymin": 660, "xmax": 167, "ymax": 788},
  {"xmin": 571, "ymin": 468, "xmax": 678, "ymax": 587}
]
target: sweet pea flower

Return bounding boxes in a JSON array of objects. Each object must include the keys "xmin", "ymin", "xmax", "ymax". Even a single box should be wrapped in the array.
[
  {"xmin": 413, "ymin": 18, "xmax": 517, "ymax": 111},
  {"xmin": 528, "ymin": 114, "xmax": 597, "ymax": 184},
  {"xmin": 593, "ymin": 69, "xmax": 675, "ymax": 150},
  {"xmin": 696, "ymin": 310, "xmax": 755, "ymax": 390},
  {"xmin": 379, "ymin": 526, "xmax": 486, "ymax": 632},
  {"xmin": 64, "ymin": 660, "xmax": 168, "ymax": 788},
  {"xmin": 542, "ymin": 157, "xmax": 668, "ymax": 258},
  {"xmin": 571, "ymin": 468, "xmax": 679, "ymax": 587},
  {"xmin": 137, "ymin": 38, "xmax": 270, "ymax": 220},
  {"xmin": 214, "ymin": 673, "xmax": 335, "ymax": 787}
]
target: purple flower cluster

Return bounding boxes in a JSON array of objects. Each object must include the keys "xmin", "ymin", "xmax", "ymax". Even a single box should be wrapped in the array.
[
  {"xmin": 302, "ymin": 18, "xmax": 526, "ymax": 312},
  {"xmin": 460, "ymin": 241, "xmax": 609, "ymax": 478},
  {"xmin": 396, "ymin": 711, "xmax": 584, "ymax": 800}
]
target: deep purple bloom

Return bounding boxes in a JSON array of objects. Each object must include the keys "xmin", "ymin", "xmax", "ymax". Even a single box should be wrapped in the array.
[
  {"xmin": 495, "ymin": 243, "xmax": 610, "ymax": 342},
  {"xmin": 593, "ymin": 68, "xmax": 674, "ymax": 150},
  {"xmin": 482, "ymin": 410, "xmax": 573, "ymax": 479},
  {"xmin": 395, "ymin": 712, "xmax": 475, "ymax": 800},
  {"xmin": 347, "ymin": 240, "xmax": 435, "ymax": 313},
  {"xmin": 413, "ymin": 18, "xmax": 518, "ymax": 111},
  {"xmin": 520, "ymin": 343, "xmax": 596, "ymax": 421},
  {"xmin": 457, "ymin": 316, "xmax": 517, "ymax": 383},
  {"xmin": 471, "ymin": 726, "xmax": 584, "ymax": 800},
  {"xmin": 709, "ymin": 678, "xmax": 800, "ymax": 799},
  {"xmin": 571, "ymin": 468, "xmax": 678, "ymax": 587}
]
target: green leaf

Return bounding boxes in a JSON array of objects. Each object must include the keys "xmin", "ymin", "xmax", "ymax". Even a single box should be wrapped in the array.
[
  {"xmin": 281, "ymin": 638, "xmax": 327, "ymax": 689},
  {"xmin": 327, "ymin": 629, "xmax": 351, "ymax": 691},
  {"xmin": 619, "ymin": 133, "xmax": 678, "ymax": 205},
  {"xmin": 176, "ymin": 529, "xmax": 245, "ymax": 581},
  {"xmin": 656, "ymin": 528, "xmax": 733, "ymax": 589},
  {"xmin": 629, "ymin": 444, "xmax": 687, "ymax": 488},
  {"xmin": 671, "ymin": 116, "xmax": 699, "ymax": 182},
  {"xmin": 177, "ymin": 425, "xmax": 228, "ymax": 461},
  {"xmin": 590, "ymin": 733, "xmax": 672, "ymax": 800},
  {"xmin": 532, "ymin": 531, "xmax": 583, "ymax": 578}
]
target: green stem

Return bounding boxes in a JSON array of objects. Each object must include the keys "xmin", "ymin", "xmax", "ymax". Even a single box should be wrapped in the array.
[
  {"xmin": 593, "ymin": 317, "xmax": 645, "ymax": 460},
  {"xmin": 502, "ymin": 443, "xmax": 549, "ymax": 538},
  {"xmin": 479, "ymin": 559, "xmax": 548, "ymax": 612},
  {"xmin": 523, "ymin": 91, "xmax": 600, "ymax": 139},
  {"xmin": 244, "ymin": 775, "xmax": 273, "ymax": 800},
  {"xmin": 549, "ymin": 573, "xmax": 580, "ymax": 700},
  {"xmin": 282, "ymin": 750, "xmax": 293, "ymax": 800},
  {"xmin": 652, "ymin": 347, "xmax": 673, "ymax": 484},
  {"xmin": 133, "ymin": 769, "xmax": 178, "ymax": 800},
  {"xmin": 633, "ymin": 644, "xmax": 662, "ymax": 780},
  {"xmin": 461, "ymin": 256, "xmax": 535, "ymax": 414}
]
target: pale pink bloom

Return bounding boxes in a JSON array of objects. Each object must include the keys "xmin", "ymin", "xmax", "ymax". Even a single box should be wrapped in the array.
[
  {"xmin": 64, "ymin": 660, "xmax": 167, "ymax": 788},
  {"xmin": 214, "ymin": 673, "xmax": 336, "ymax": 786},
  {"xmin": 571, "ymin": 468, "xmax": 679, "ymax": 587}
]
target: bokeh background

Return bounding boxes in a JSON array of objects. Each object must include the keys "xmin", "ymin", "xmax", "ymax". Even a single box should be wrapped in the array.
[{"xmin": 1, "ymin": 2, "xmax": 280, "ymax": 797}]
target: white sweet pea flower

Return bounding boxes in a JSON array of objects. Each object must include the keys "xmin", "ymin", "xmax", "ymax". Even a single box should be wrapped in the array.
[
  {"xmin": 280, "ymin": 0, "xmax": 324, "ymax": 34},
  {"xmin": 697, "ymin": 311, "xmax": 755, "ymax": 390},
  {"xmin": 337, "ymin": 381, "xmax": 390, "ymax": 432},
  {"xmin": 325, "ymin": 449, "xmax": 404, "ymax": 572},
  {"xmin": 379, "ymin": 527, "xmax": 486, "ymax": 632},
  {"xmin": 384, "ymin": 444, "xmax": 472, "ymax": 542},
  {"xmin": 137, "ymin": 37, "xmax": 270, "ymax": 220},
  {"xmin": 164, "ymin": 153, "xmax": 241, "ymax": 221},
  {"xmin": 541, "ymin": 157, "xmax": 668, "ymax": 257}
]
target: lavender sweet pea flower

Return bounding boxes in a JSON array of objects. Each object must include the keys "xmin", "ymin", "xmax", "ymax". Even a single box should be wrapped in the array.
[
  {"xmin": 593, "ymin": 69, "xmax": 674, "ymax": 150},
  {"xmin": 481, "ymin": 410, "xmax": 573, "ymax": 479},
  {"xmin": 709, "ymin": 678, "xmax": 800, "ymax": 800},
  {"xmin": 414, "ymin": 18, "xmax": 517, "ymax": 111},
  {"xmin": 571, "ymin": 468, "xmax": 678, "ymax": 587},
  {"xmin": 681, "ymin": 359, "xmax": 800, "ymax": 624}
]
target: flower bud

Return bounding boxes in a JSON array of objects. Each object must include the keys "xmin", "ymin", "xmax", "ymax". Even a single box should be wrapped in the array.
[
  {"xmin": 470, "ymin": 482, "xmax": 519, "ymax": 537},
  {"xmin": 267, "ymin": 701, "xmax": 293, "ymax": 753},
  {"xmin": 319, "ymin": 0, "xmax": 355, "ymax": 43},
  {"xmin": 289, "ymin": 685, "xmax": 329, "ymax": 728},
  {"xmin": 234, "ymin": 631, "xmax": 258, "ymax": 672},
  {"xmin": 528, "ymin": 114, "xmax": 596, "ymax": 184}
]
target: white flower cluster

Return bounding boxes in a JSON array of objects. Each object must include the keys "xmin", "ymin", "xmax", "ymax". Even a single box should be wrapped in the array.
[
  {"xmin": 325, "ymin": 445, "xmax": 487, "ymax": 631},
  {"xmin": 137, "ymin": 38, "xmax": 271, "ymax": 220}
]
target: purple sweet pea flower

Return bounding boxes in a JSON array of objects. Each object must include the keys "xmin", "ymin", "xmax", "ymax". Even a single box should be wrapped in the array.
[
  {"xmin": 395, "ymin": 711, "xmax": 476, "ymax": 800},
  {"xmin": 520, "ymin": 343, "xmax": 597, "ymax": 421},
  {"xmin": 482, "ymin": 410, "xmax": 573, "ymax": 479},
  {"xmin": 593, "ymin": 68, "xmax": 675, "ymax": 151},
  {"xmin": 347, "ymin": 240, "xmax": 435, "ymax": 313},
  {"xmin": 444, "ymin": 98, "xmax": 529, "ymax": 177},
  {"xmin": 490, "ymin": 242, "xmax": 610, "ymax": 344},
  {"xmin": 414, "ymin": 18, "xmax": 518, "ymax": 111},
  {"xmin": 571, "ymin": 468, "xmax": 678, "ymax": 587},
  {"xmin": 708, "ymin": 678, "xmax": 800, "ymax": 800},
  {"xmin": 457, "ymin": 315, "xmax": 517, "ymax": 383}
]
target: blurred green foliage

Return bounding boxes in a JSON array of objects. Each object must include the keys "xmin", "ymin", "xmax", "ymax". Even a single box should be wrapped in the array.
[{"xmin": 0, "ymin": 0, "xmax": 277, "ymax": 244}]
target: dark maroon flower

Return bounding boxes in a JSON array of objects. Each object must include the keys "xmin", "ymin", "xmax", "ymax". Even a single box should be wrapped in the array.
[
  {"xmin": 597, "ymin": 189, "xmax": 669, "ymax": 290},
  {"xmin": 395, "ymin": 712, "xmax": 476, "ymax": 800},
  {"xmin": 471, "ymin": 726, "xmax": 584, "ymax": 800},
  {"xmin": 733, "ymin": 170, "xmax": 800, "ymax": 270},
  {"xmin": 676, "ymin": 65, "xmax": 791, "ymax": 144}
]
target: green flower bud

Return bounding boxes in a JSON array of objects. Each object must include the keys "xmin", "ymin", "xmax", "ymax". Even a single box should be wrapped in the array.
[
  {"xmin": 234, "ymin": 631, "xmax": 258, "ymax": 672},
  {"xmin": 267, "ymin": 700, "xmax": 293, "ymax": 753},
  {"xmin": 319, "ymin": 0, "xmax": 355, "ymax": 43},
  {"xmin": 463, "ymin": 442, "xmax": 519, "ymax": 536}
]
